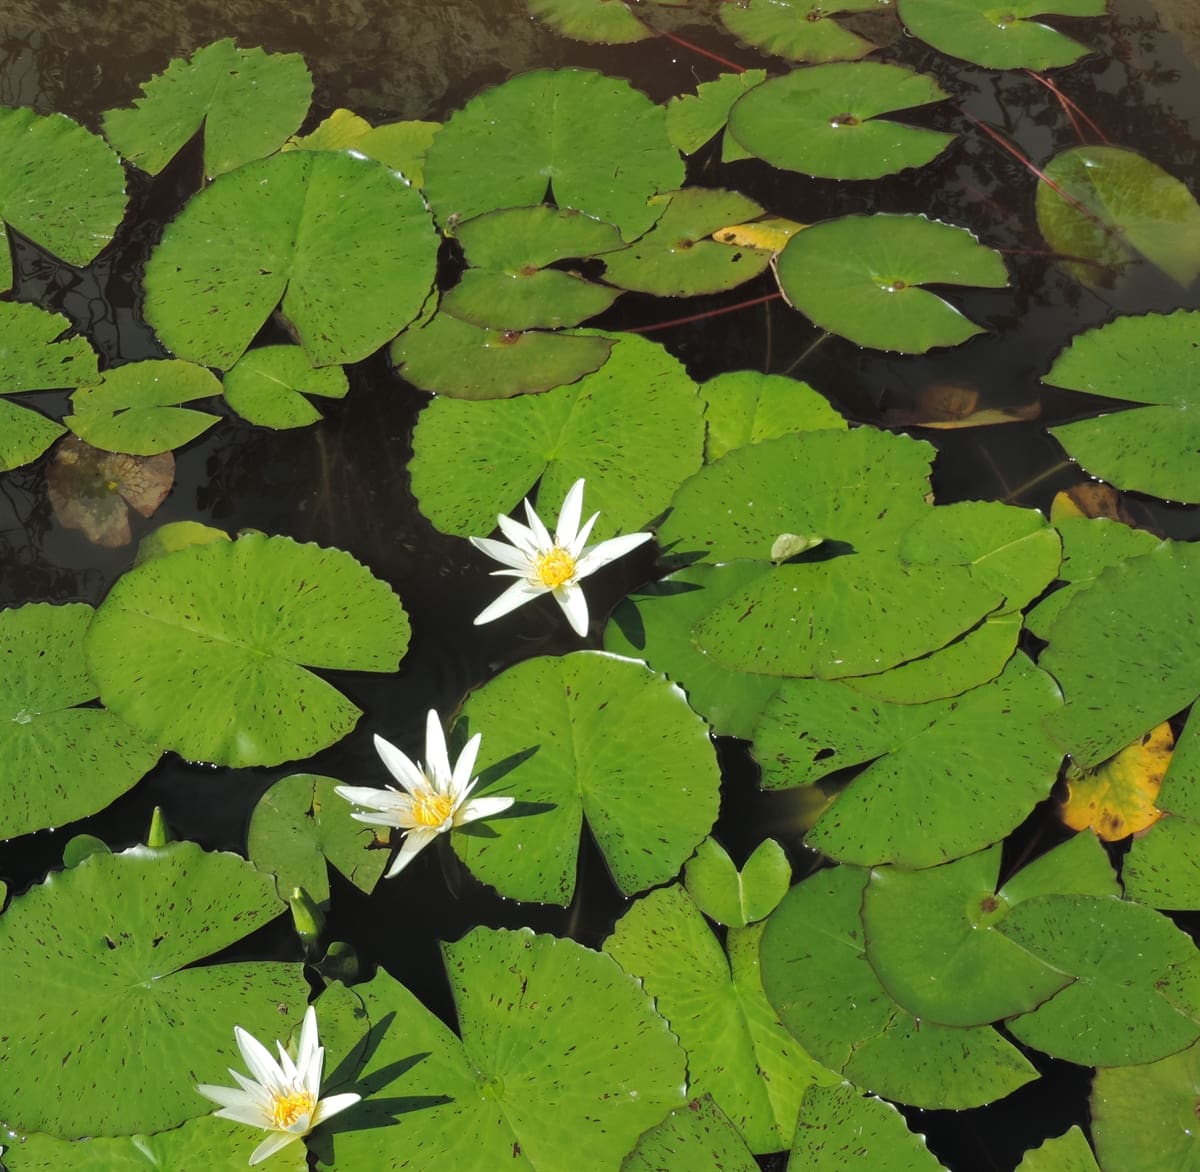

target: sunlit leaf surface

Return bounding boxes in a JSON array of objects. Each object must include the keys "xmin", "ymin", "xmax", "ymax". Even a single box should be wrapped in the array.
[
  {"xmin": 1060, "ymin": 723, "xmax": 1171, "ymax": 840},
  {"xmin": 1014, "ymin": 1126, "xmax": 1101, "ymax": 1172},
  {"xmin": 622, "ymin": 1094, "xmax": 760, "ymax": 1172}
]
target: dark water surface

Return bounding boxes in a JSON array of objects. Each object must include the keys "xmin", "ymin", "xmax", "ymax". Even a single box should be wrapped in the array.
[{"xmin": 1, "ymin": 2, "xmax": 1199, "ymax": 1168}]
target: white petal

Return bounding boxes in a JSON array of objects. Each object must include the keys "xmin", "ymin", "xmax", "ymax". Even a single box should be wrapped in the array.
[
  {"xmin": 346, "ymin": 809, "xmax": 404, "ymax": 829},
  {"xmin": 423, "ymin": 710, "xmax": 452, "ymax": 793},
  {"xmin": 457, "ymin": 794, "xmax": 515, "ymax": 824},
  {"xmin": 196, "ymin": 1083, "xmax": 259, "ymax": 1113},
  {"xmin": 523, "ymin": 496, "xmax": 554, "ymax": 550},
  {"xmin": 496, "ymin": 511, "xmax": 541, "ymax": 558},
  {"xmin": 385, "ymin": 828, "xmax": 439, "ymax": 878},
  {"xmin": 554, "ymin": 581, "xmax": 590, "ymax": 637},
  {"xmin": 209, "ymin": 1102, "xmax": 273, "ymax": 1128},
  {"xmin": 235, "ymin": 1027, "xmax": 286, "ymax": 1093},
  {"xmin": 450, "ymin": 732, "xmax": 482, "ymax": 798},
  {"xmin": 372, "ymin": 735, "xmax": 429, "ymax": 795},
  {"xmin": 276, "ymin": 1041, "xmax": 298, "ymax": 1083},
  {"xmin": 230, "ymin": 1069, "xmax": 274, "ymax": 1106},
  {"xmin": 569, "ymin": 511, "xmax": 600, "ymax": 557},
  {"xmin": 334, "ymin": 784, "xmax": 402, "ymax": 811},
  {"xmin": 555, "ymin": 478, "xmax": 586, "ymax": 547},
  {"xmin": 250, "ymin": 1130, "xmax": 304, "ymax": 1166},
  {"xmin": 296, "ymin": 1007, "xmax": 320, "ymax": 1081},
  {"xmin": 474, "ymin": 578, "xmax": 546, "ymax": 626},
  {"xmin": 469, "ymin": 535, "xmax": 531, "ymax": 571},
  {"xmin": 311, "ymin": 1092, "xmax": 362, "ymax": 1127},
  {"xmin": 574, "ymin": 531, "xmax": 653, "ymax": 578}
]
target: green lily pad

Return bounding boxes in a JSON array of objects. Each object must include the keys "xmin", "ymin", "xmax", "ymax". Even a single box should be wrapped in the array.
[
  {"xmin": 325, "ymin": 929, "xmax": 686, "ymax": 1171},
  {"xmin": 603, "ymin": 561, "xmax": 781, "ymax": 739},
  {"xmin": 102, "ymin": 39, "xmax": 313, "ymax": 178},
  {"xmin": 0, "ymin": 107, "xmax": 127, "ymax": 292},
  {"xmin": 422, "ymin": 69, "xmax": 684, "ymax": 240},
  {"xmin": 409, "ymin": 332, "xmax": 703, "ymax": 540},
  {"xmin": 456, "ymin": 651, "xmax": 720, "ymax": 904},
  {"xmin": 1123, "ymin": 818, "xmax": 1200, "ymax": 911},
  {"xmin": 0, "ymin": 302, "xmax": 99, "ymax": 471},
  {"xmin": 355, "ymin": 120, "xmax": 441, "ymax": 186},
  {"xmin": 85, "ymin": 532, "xmax": 409, "ymax": 767},
  {"xmin": 727, "ymin": 64, "xmax": 953, "ymax": 180},
  {"xmin": 392, "ymin": 312, "xmax": 614, "ymax": 398},
  {"xmin": 760, "ymin": 864, "xmax": 1038, "ymax": 1108},
  {"xmin": 144, "ymin": 149, "xmax": 437, "ymax": 368},
  {"xmin": 529, "ymin": 0, "xmax": 652, "ymax": 42},
  {"xmin": 247, "ymin": 773, "xmax": 389, "ymax": 906},
  {"xmin": 65, "ymin": 359, "xmax": 222, "ymax": 455},
  {"xmin": 1037, "ymin": 147, "xmax": 1200, "ymax": 288},
  {"xmin": 606, "ymin": 884, "xmax": 832, "ymax": 1153},
  {"xmin": 1091, "ymin": 1040, "xmax": 1200, "ymax": 1172},
  {"xmin": 667, "ymin": 70, "xmax": 768, "ymax": 156},
  {"xmin": 601, "ymin": 189, "xmax": 773, "ymax": 297},
  {"xmin": 0, "ymin": 603, "xmax": 161, "ymax": 840},
  {"xmin": 442, "ymin": 206, "xmax": 623, "ymax": 329},
  {"xmin": 898, "ymin": 0, "xmax": 1106, "ymax": 70},
  {"xmin": 1015, "ymin": 1127, "xmax": 1101, "ymax": 1172},
  {"xmin": 700, "ymin": 370, "xmax": 847, "ymax": 463},
  {"xmin": 684, "ymin": 837, "xmax": 791, "ymax": 928},
  {"xmin": 622, "ymin": 1094, "xmax": 760, "ymax": 1172},
  {"xmin": 1042, "ymin": 311, "xmax": 1200, "ymax": 503},
  {"xmin": 773, "ymin": 214, "xmax": 1009, "ymax": 353},
  {"xmin": 1001, "ymin": 894, "xmax": 1200, "ymax": 1066},
  {"xmin": 1040, "ymin": 540, "xmax": 1200, "ymax": 769},
  {"xmin": 135, "ymin": 520, "xmax": 230, "ymax": 564},
  {"xmin": 721, "ymin": 0, "xmax": 887, "ymax": 62},
  {"xmin": 0, "ymin": 841, "xmax": 306, "ymax": 1137},
  {"xmin": 223, "ymin": 345, "xmax": 349, "ymax": 429}
]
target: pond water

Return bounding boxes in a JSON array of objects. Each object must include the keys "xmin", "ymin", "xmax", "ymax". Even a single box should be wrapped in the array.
[{"xmin": 2, "ymin": 1, "xmax": 1199, "ymax": 1170}]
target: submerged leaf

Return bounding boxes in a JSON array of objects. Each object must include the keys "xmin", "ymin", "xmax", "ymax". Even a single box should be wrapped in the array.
[{"xmin": 1060, "ymin": 723, "xmax": 1171, "ymax": 840}]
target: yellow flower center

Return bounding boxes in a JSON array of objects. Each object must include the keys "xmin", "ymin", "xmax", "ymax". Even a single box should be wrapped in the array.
[
  {"xmin": 535, "ymin": 547, "xmax": 576, "ymax": 588},
  {"xmin": 270, "ymin": 1088, "xmax": 316, "ymax": 1130},
  {"xmin": 412, "ymin": 790, "xmax": 455, "ymax": 828}
]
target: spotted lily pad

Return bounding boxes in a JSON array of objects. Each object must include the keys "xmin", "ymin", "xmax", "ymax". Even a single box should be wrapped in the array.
[
  {"xmin": 223, "ymin": 345, "xmax": 349, "ymax": 429},
  {"xmin": 623, "ymin": 1094, "xmax": 760, "ymax": 1172},
  {"xmin": 720, "ymin": 0, "xmax": 888, "ymax": 63}
]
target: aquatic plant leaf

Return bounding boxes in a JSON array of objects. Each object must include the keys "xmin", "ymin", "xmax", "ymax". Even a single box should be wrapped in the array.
[
  {"xmin": 897, "ymin": 0, "xmax": 1104, "ymax": 69},
  {"xmin": 286, "ymin": 111, "xmax": 441, "ymax": 186},
  {"xmin": 66, "ymin": 359, "xmax": 222, "ymax": 454},
  {"xmin": 1015, "ymin": 1126, "xmax": 1101, "ymax": 1172},
  {"xmin": 622, "ymin": 1094, "xmax": 760, "ymax": 1172},
  {"xmin": 135, "ymin": 520, "xmax": 230, "ymax": 564},
  {"xmin": 410, "ymin": 332, "xmax": 702, "ymax": 539},
  {"xmin": 456, "ymin": 651, "xmax": 720, "ymax": 904},
  {"xmin": 285, "ymin": 107, "xmax": 373, "ymax": 150},
  {"xmin": 529, "ymin": 0, "xmax": 652, "ymax": 42},
  {"xmin": 1040, "ymin": 540, "xmax": 1200, "ymax": 768},
  {"xmin": 603, "ymin": 561, "xmax": 781, "ymax": 739},
  {"xmin": 0, "ymin": 841, "xmax": 306, "ymax": 1137},
  {"xmin": 0, "ymin": 603, "xmax": 160, "ymax": 840},
  {"xmin": 422, "ymin": 69, "xmax": 684, "ymax": 240},
  {"xmin": 85, "ymin": 532, "xmax": 409, "ymax": 767},
  {"xmin": 0, "ymin": 106, "xmax": 125, "ymax": 293},
  {"xmin": 700, "ymin": 370, "xmax": 847, "ymax": 462},
  {"xmin": 773, "ymin": 213, "xmax": 1008, "ymax": 352},
  {"xmin": 790, "ymin": 1081, "xmax": 947, "ymax": 1170},
  {"xmin": 1043, "ymin": 311, "xmax": 1200, "ymax": 502},
  {"xmin": 667, "ymin": 70, "xmax": 768, "ymax": 156},
  {"xmin": 601, "ymin": 189, "xmax": 773, "ymax": 297},
  {"xmin": 247, "ymin": 773, "xmax": 388, "ymax": 906},
  {"xmin": 1060, "ymin": 723, "xmax": 1170, "ymax": 841},
  {"xmin": 1002, "ymin": 894, "xmax": 1200, "ymax": 1065},
  {"xmin": 1091, "ymin": 1039, "xmax": 1200, "ymax": 1172},
  {"xmin": 760, "ymin": 865, "xmax": 1038, "ymax": 1108},
  {"xmin": 0, "ymin": 302, "xmax": 98, "ymax": 471},
  {"xmin": 721, "ymin": 0, "xmax": 886, "ymax": 62},
  {"xmin": 1038, "ymin": 147, "xmax": 1200, "ymax": 289},
  {"xmin": 328, "ymin": 929, "xmax": 686, "ymax": 1171},
  {"xmin": 684, "ymin": 837, "xmax": 791, "ymax": 928},
  {"xmin": 727, "ymin": 64, "xmax": 953, "ymax": 180},
  {"xmin": 441, "ymin": 206, "xmax": 623, "ymax": 329},
  {"xmin": 0, "ymin": 1116, "xmax": 305, "ymax": 1171},
  {"xmin": 144, "ymin": 150, "xmax": 438, "ymax": 368},
  {"xmin": 102, "ymin": 39, "xmax": 313, "ymax": 178},
  {"xmin": 606, "ymin": 885, "xmax": 833, "ymax": 1152},
  {"xmin": 223, "ymin": 345, "xmax": 349, "ymax": 428}
]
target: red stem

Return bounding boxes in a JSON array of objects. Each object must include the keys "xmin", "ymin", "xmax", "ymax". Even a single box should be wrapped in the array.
[
  {"xmin": 626, "ymin": 291, "xmax": 782, "ymax": 333},
  {"xmin": 653, "ymin": 28, "xmax": 746, "ymax": 74},
  {"xmin": 1024, "ymin": 70, "xmax": 1111, "ymax": 145}
]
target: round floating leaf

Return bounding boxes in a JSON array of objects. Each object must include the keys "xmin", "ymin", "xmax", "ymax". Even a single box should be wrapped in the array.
[
  {"xmin": 145, "ymin": 150, "xmax": 437, "ymax": 368},
  {"xmin": 66, "ymin": 359, "xmax": 222, "ymax": 454},
  {"xmin": 0, "ymin": 603, "xmax": 160, "ymax": 841},
  {"xmin": 0, "ymin": 841, "xmax": 306, "ymax": 1137},
  {"xmin": 667, "ymin": 70, "xmax": 768, "ymax": 156},
  {"xmin": 393, "ymin": 312, "xmax": 614, "ymax": 398},
  {"xmin": 410, "ymin": 332, "xmax": 703, "ymax": 540},
  {"xmin": 1015, "ymin": 1126, "xmax": 1101, "ymax": 1172},
  {"xmin": 1001, "ymin": 895, "xmax": 1200, "ymax": 1066},
  {"xmin": 773, "ymin": 214, "xmax": 1008, "ymax": 353},
  {"xmin": 601, "ymin": 189, "xmax": 773, "ymax": 297},
  {"xmin": 1091, "ymin": 1040, "xmax": 1200, "ymax": 1172},
  {"xmin": 223, "ymin": 345, "xmax": 349, "ymax": 429},
  {"xmin": 442, "ymin": 206, "xmax": 623, "ymax": 329},
  {"xmin": 247, "ymin": 773, "xmax": 389, "ymax": 905},
  {"xmin": 684, "ymin": 837, "xmax": 791, "ymax": 927},
  {"xmin": 898, "ymin": 0, "xmax": 1106, "ymax": 70},
  {"xmin": 1043, "ymin": 311, "xmax": 1200, "ymax": 503},
  {"xmin": 422, "ymin": 69, "xmax": 684, "ymax": 240},
  {"xmin": 1037, "ymin": 147, "xmax": 1200, "ymax": 288},
  {"xmin": 85, "ymin": 532, "xmax": 409, "ymax": 767},
  {"xmin": 623, "ymin": 1094, "xmax": 760, "ymax": 1172},
  {"xmin": 720, "ymin": 0, "xmax": 885, "ymax": 62},
  {"xmin": 1124, "ymin": 818, "xmax": 1200, "ymax": 911},
  {"xmin": 456, "ymin": 651, "xmax": 721, "ymax": 904},
  {"xmin": 329, "ymin": 929, "xmax": 687, "ymax": 1171},
  {"xmin": 529, "ymin": 0, "xmax": 652, "ymax": 42},
  {"xmin": 0, "ymin": 106, "xmax": 127, "ymax": 291},
  {"xmin": 727, "ymin": 64, "xmax": 953, "ymax": 180},
  {"xmin": 102, "ymin": 39, "xmax": 313, "ymax": 178}
]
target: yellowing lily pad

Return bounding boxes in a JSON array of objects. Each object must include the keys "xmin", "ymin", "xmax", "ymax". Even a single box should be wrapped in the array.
[{"xmin": 1060, "ymin": 722, "xmax": 1171, "ymax": 841}]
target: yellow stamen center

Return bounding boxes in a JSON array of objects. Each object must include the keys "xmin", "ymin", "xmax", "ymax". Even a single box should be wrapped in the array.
[
  {"xmin": 535, "ymin": 547, "xmax": 576, "ymax": 588},
  {"xmin": 270, "ymin": 1088, "xmax": 316, "ymax": 1130},
  {"xmin": 412, "ymin": 790, "xmax": 455, "ymax": 828}
]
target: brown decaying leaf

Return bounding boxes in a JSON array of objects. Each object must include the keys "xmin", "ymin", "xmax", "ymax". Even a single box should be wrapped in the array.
[
  {"xmin": 881, "ymin": 382, "xmax": 1042, "ymax": 429},
  {"xmin": 1050, "ymin": 483, "xmax": 1139, "ymax": 526},
  {"xmin": 47, "ymin": 436, "xmax": 174, "ymax": 548}
]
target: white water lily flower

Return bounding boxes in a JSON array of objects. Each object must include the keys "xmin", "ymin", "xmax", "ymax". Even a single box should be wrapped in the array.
[
  {"xmin": 335, "ymin": 708, "xmax": 514, "ymax": 878},
  {"xmin": 196, "ymin": 1005, "xmax": 360, "ymax": 1166},
  {"xmin": 469, "ymin": 477, "xmax": 653, "ymax": 637}
]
